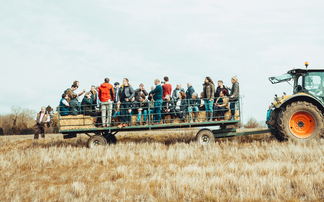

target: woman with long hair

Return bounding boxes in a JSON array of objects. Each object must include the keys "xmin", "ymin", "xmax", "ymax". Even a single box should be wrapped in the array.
[{"xmin": 202, "ymin": 77, "xmax": 215, "ymax": 122}]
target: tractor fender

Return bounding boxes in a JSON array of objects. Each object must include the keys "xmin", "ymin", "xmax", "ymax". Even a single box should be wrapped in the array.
[{"xmin": 276, "ymin": 94, "xmax": 324, "ymax": 113}]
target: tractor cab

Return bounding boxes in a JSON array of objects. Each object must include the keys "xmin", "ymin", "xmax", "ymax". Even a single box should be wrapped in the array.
[
  {"xmin": 267, "ymin": 62, "xmax": 324, "ymax": 143},
  {"xmin": 269, "ymin": 63, "xmax": 324, "ymax": 101}
]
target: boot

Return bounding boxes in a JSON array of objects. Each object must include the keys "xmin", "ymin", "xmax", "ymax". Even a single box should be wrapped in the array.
[
  {"xmin": 209, "ymin": 112, "xmax": 213, "ymax": 122},
  {"xmin": 205, "ymin": 112, "xmax": 209, "ymax": 122},
  {"xmin": 194, "ymin": 112, "xmax": 199, "ymax": 122}
]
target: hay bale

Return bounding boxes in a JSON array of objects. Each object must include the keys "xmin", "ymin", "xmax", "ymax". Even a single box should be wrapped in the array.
[{"xmin": 59, "ymin": 114, "xmax": 95, "ymax": 130}]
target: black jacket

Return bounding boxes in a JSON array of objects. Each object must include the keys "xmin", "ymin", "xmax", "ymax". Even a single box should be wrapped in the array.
[
  {"xmin": 135, "ymin": 100, "xmax": 149, "ymax": 110},
  {"xmin": 162, "ymin": 100, "xmax": 176, "ymax": 112},
  {"xmin": 174, "ymin": 98, "xmax": 188, "ymax": 111},
  {"xmin": 215, "ymin": 86, "xmax": 229, "ymax": 98},
  {"xmin": 135, "ymin": 88, "xmax": 148, "ymax": 101}
]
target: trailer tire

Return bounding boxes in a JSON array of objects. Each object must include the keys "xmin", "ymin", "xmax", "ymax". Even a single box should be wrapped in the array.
[
  {"xmin": 105, "ymin": 134, "xmax": 117, "ymax": 145},
  {"xmin": 196, "ymin": 129, "xmax": 215, "ymax": 145},
  {"xmin": 87, "ymin": 135, "xmax": 107, "ymax": 148},
  {"xmin": 277, "ymin": 101, "xmax": 323, "ymax": 142}
]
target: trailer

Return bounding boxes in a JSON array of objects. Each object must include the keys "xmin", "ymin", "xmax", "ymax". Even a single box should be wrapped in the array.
[{"xmin": 58, "ymin": 97, "xmax": 270, "ymax": 148}]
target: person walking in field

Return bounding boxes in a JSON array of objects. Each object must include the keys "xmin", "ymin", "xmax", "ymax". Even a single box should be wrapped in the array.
[
  {"xmin": 98, "ymin": 78, "xmax": 115, "ymax": 127},
  {"xmin": 34, "ymin": 107, "xmax": 50, "ymax": 139}
]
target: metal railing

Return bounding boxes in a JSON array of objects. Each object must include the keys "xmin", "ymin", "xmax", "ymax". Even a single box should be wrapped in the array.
[{"xmin": 58, "ymin": 96, "xmax": 241, "ymax": 132}]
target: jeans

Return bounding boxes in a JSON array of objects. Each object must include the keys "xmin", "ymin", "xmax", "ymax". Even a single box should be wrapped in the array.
[
  {"xmin": 213, "ymin": 106, "xmax": 228, "ymax": 120},
  {"xmin": 121, "ymin": 102, "xmax": 130, "ymax": 124},
  {"xmin": 153, "ymin": 100, "xmax": 163, "ymax": 123},
  {"xmin": 161, "ymin": 110, "xmax": 175, "ymax": 121},
  {"xmin": 137, "ymin": 110, "xmax": 148, "ymax": 122},
  {"xmin": 113, "ymin": 111, "xmax": 120, "ymax": 118},
  {"xmin": 101, "ymin": 101, "xmax": 113, "ymax": 126},
  {"xmin": 128, "ymin": 110, "xmax": 133, "ymax": 123},
  {"xmin": 205, "ymin": 99, "xmax": 214, "ymax": 114},
  {"xmin": 188, "ymin": 106, "xmax": 199, "ymax": 112},
  {"xmin": 230, "ymin": 100, "xmax": 237, "ymax": 116},
  {"xmin": 175, "ymin": 109, "xmax": 187, "ymax": 119}
]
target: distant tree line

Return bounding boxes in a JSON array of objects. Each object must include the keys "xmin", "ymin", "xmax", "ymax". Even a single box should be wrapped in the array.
[{"xmin": 0, "ymin": 106, "xmax": 59, "ymax": 135}]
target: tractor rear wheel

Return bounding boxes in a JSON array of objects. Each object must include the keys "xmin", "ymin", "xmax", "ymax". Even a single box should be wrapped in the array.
[
  {"xmin": 270, "ymin": 128, "xmax": 287, "ymax": 142},
  {"xmin": 277, "ymin": 101, "xmax": 323, "ymax": 142}
]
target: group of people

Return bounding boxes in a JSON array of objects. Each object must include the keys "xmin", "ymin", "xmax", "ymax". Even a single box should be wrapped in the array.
[{"xmin": 59, "ymin": 76, "xmax": 240, "ymax": 128}]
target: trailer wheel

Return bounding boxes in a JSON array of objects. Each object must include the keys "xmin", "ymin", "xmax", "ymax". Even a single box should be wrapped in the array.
[
  {"xmin": 277, "ymin": 101, "xmax": 323, "ymax": 142},
  {"xmin": 196, "ymin": 129, "xmax": 215, "ymax": 145},
  {"xmin": 87, "ymin": 135, "xmax": 107, "ymax": 148}
]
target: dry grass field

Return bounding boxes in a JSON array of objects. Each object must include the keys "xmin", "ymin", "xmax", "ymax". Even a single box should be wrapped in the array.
[{"xmin": 1, "ymin": 130, "xmax": 324, "ymax": 201}]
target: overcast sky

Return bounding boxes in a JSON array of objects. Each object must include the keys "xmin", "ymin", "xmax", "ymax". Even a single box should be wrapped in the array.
[{"xmin": 1, "ymin": 0, "xmax": 324, "ymax": 123}]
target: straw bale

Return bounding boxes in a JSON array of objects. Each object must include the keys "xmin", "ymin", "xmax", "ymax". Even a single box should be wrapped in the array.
[{"xmin": 59, "ymin": 115, "xmax": 95, "ymax": 130}]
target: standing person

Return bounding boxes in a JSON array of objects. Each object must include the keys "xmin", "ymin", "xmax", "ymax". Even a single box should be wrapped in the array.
[
  {"xmin": 73, "ymin": 80, "xmax": 86, "ymax": 98},
  {"xmin": 150, "ymin": 79, "xmax": 163, "ymax": 125},
  {"xmin": 90, "ymin": 85, "xmax": 98, "ymax": 112},
  {"xmin": 172, "ymin": 84, "xmax": 185, "ymax": 100},
  {"xmin": 64, "ymin": 85, "xmax": 78, "ymax": 103},
  {"xmin": 98, "ymin": 78, "xmax": 115, "ymax": 127},
  {"xmin": 213, "ymin": 90, "xmax": 230, "ymax": 121},
  {"xmin": 34, "ymin": 107, "xmax": 50, "ymax": 139},
  {"xmin": 186, "ymin": 82, "xmax": 195, "ymax": 105},
  {"xmin": 215, "ymin": 80, "xmax": 229, "ymax": 98},
  {"xmin": 228, "ymin": 76, "xmax": 240, "ymax": 120},
  {"xmin": 95, "ymin": 86, "xmax": 101, "ymax": 110},
  {"xmin": 162, "ymin": 76, "xmax": 172, "ymax": 100},
  {"xmin": 113, "ymin": 82, "xmax": 120, "ymax": 104},
  {"xmin": 118, "ymin": 78, "xmax": 135, "ymax": 128},
  {"xmin": 59, "ymin": 93, "xmax": 69, "ymax": 116},
  {"xmin": 135, "ymin": 83, "xmax": 148, "ymax": 101},
  {"xmin": 202, "ymin": 77, "xmax": 215, "ymax": 122},
  {"xmin": 69, "ymin": 94, "xmax": 80, "ymax": 115}
]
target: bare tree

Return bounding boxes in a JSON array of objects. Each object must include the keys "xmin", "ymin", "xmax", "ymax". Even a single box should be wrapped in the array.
[{"xmin": 244, "ymin": 117, "xmax": 260, "ymax": 128}]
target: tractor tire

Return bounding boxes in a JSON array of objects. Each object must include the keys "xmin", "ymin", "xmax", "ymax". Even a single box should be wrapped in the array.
[
  {"xmin": 87, "ymin": 135, "xmax": 107, "ymax": 148},
  {"xmin": 270, "ymin": 128, "xmax": 287, "ymax": 142},
  {"xmin": 196, "ymin": 129, "xmax": 215, "ymax": 145},
  {"xmin": 105, "ymin": 134, "xmax": 117, "ymax": 145},
  {"xmin": 277, "ymin": 101, "xmax": 324, "ymax": 142}
]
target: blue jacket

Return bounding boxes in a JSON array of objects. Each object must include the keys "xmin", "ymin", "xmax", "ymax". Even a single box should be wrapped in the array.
[
  {"xmin": 186, "ymin": 86, "xmax": 195, "ymax": 99},
  {"xmin": 59, "ymin": 98, "xmax": 69, "ymax": 116},
  {"xmin": 151, "ymin": 85, "xmax": 163, "ymax": 101}
]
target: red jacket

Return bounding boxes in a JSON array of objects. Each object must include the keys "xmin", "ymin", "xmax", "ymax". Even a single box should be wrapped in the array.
[
  {"xmin": 162, "ymin": 83, "xmax": 172, "ymax": 100},
  {"xmin": 98, "ymin": 83, "xmax": 115, "ymax": 102}
]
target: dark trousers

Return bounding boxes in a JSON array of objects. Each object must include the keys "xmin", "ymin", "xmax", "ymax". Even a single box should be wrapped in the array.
[
  {"xmin": 175, "ymin": 109, "xmax": 187, "ymax": 120},
  {"xmin": 85, "ymin": 111, "xmax": 102, "ymax": 125},
  {"xmin": 34, "ymin": 123, "xmax": 45, "ymax": 139},
  {"xmin": 120, "ymin": 102, "xmax": 130, "ymax": 124},
  {"xmin": 213, "ymin": 106, "xmax": 228, "ymax": 120},
  {"xmin": 230, "ymin": 100, "xmax": 237, "ymax": 116},
  {"xmin": 161, "ymin": 110, "xmax": 175, "ymax": 121}
]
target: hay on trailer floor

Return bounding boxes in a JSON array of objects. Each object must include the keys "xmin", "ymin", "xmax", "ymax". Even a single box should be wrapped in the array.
[{"xmin": 59, "ymin": 115, "xmax": 95, "ymax": 130}]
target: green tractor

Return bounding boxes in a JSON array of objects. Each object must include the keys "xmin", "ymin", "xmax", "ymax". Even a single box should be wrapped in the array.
[{"xmin": 267, "ymin": 62, "xmax": 324, "ymax": 142}]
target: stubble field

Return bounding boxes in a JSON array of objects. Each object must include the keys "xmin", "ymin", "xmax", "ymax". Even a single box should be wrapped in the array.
[{"xmin": 1, "ymin": 129, "xmax": 324, "ymax": 201}]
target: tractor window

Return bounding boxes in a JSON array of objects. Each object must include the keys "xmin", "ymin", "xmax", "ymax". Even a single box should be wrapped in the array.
[{"xmin": 305, "ymin": 72, "xmax": 324, "ymax": 98}]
